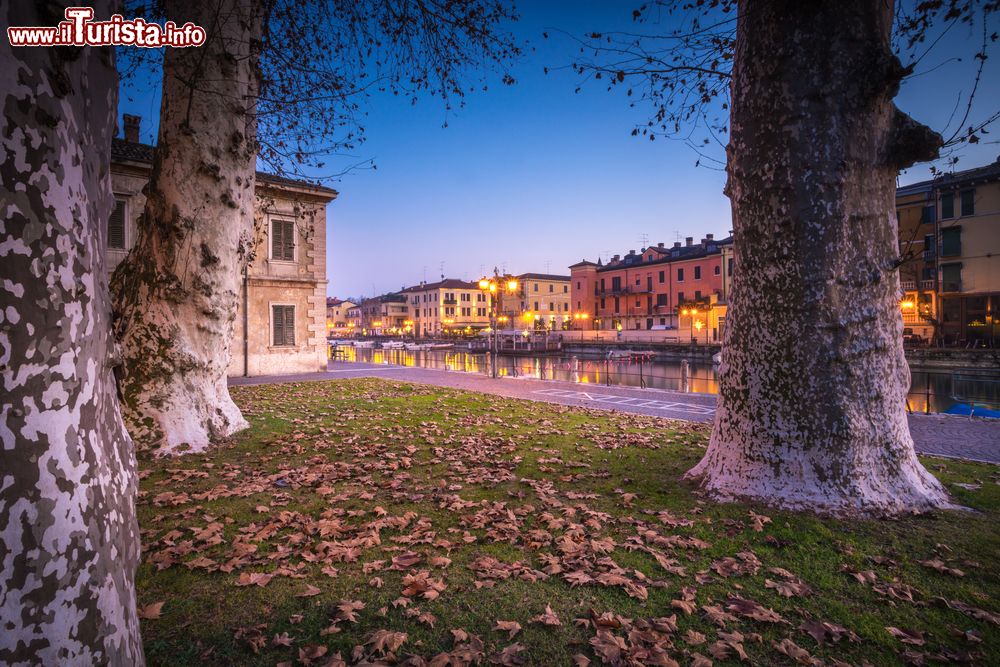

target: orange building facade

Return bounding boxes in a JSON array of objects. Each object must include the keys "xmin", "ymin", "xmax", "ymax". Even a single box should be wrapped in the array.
[{"xmin": 570, "ymin": 235, "xmax": 733, "ymax": 341}]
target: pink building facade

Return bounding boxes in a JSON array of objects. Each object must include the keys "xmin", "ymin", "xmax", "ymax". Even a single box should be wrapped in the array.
[{"xmin": 570, "ymin": 235, "xmax": 733, "ymax": 337}]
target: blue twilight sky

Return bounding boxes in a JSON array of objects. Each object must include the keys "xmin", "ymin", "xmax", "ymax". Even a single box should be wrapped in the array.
[{"xmin": 118, "ymin": 1, "xmax": 1000, "ymax": 300}]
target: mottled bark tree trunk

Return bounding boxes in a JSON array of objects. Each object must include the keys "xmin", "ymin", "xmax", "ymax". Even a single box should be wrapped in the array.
[
  {"xmin": 112, "ymin": 0, "xmax": 262, "ymax": 454},
  {"xmin": 686, "ymin": 0, "xmax": 952, "ymax": 514},
  {"xmin": 0, "ymin": 2, "xmax": 144, "ymax": 663}
]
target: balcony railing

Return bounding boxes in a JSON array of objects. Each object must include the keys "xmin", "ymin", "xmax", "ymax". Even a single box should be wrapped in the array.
[
  {"xmin": 901, "ymin": 280, "xmax": 937, "ymax": 292},
  {"xmin": 597, "ymin": 286, "xmax": 654, "ymax": 296},
  {"xmin": 442, "ymin": 298, "xmax": 457, "ymax": 305}
]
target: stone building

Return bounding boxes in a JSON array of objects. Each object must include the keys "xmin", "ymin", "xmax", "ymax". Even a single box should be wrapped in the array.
[
  {"xmin": 570, "ymin": 235, "xmax": 733, "ymax": 340},
  {"xmin": 896, "ymin": 157, "xmax": 1000, "ymax": 345},
  {"xmin": 402, "ymin": 279, "xmax": 489, "ymax": 337},
  {"xmin": 358, "ymin": 293, "xmax": 409, "ymax": 335},
  {"xmin": 108, "ymin": 117, "xmax": 337, "ymax": 376},
  {"xmin": 326, "ymin": 298, "xmax": 355, "ymax": 336},
  {"xmin": 514, "ymin": 273, "xmax": 571, "ymax": 329}
]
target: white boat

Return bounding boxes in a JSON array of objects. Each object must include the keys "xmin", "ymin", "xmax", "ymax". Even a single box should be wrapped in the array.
[
  {"xmin": 427, "ymin": 343, "xmax": 454, "ymax": 350},
  {"xmin": 712, "ymin": 352, "xmax": 722, "ymax": 365},
  {"xmin": 381, "ymin": 341, "xmax": 406, "ymax": 349},
  {"xmin": 354, "ymin": 340, "xmax": 375, "ymax": 348},
  {"xmin": 405, "ymin": 343, "xmax": 432, "ymax": 351}
]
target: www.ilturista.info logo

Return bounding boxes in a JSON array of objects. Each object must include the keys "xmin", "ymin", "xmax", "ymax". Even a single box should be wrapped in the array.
[{"xmin": 7, "ymin": 7, "xmax": 206, "ymax": 48}]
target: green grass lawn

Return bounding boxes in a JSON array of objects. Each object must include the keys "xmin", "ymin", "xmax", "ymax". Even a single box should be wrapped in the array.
[{"xmin": 135, "ymin": 378, "xmax": 1000, "ymax": 666}]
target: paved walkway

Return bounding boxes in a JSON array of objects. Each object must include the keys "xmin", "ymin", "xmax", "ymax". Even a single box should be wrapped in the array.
[{"xmin": 230, "ymin": 360, "xmax": 1000, "ymax": 464}]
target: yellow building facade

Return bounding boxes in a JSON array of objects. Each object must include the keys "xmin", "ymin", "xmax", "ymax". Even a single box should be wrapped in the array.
[{"xmin": 403, "ymin": 279, "xmax": 491, "ymax": 337}]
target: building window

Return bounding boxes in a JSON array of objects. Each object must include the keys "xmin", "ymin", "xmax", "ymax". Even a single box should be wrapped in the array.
[
  {"xmin": 714, "ymin": 265, "xmax": 720, "ymax": 276},
  {"xmin": 108, "ymin": 198, "xmax": 126, "ymax": 250},
  {"xmin": 678, "ymin": 291, "xmax": 684, "ymax": 302},
  {"xmin": 271, "ymin": 219, "xmax": 295, "ymax": 261},
  {"xmin": 576, "ymin": 281, "xmax": 581, "ymax": 289},
  {"xmin": 677, "ymin": 268, "xmax": 684, "ymax": 282},
  {"xmin": 658, "ymin": 270, "xmax": 665, "ymax": 283},
  {"xmin": 921, "ymin": 205, "xmax": 936, "ymax": 224},
  {"xmin": 563, "ymin": 285, "xmax": 568, "ymax": 292},
  {"xmin": 941, "ymin": 193, "xmax": 954, "ymax": 219},
  {"xmin": 941, "ymin": 263, "xmax": 962, "ymax": 292},
  {"xmin": 272, "ymin": 305, "xmax": 295, "ymax": 346},
  {"xmin": 960, "ymin": 189, "xmax": 975, "ymax": 217},
  {"xmin": 534, "ymin": 301, "xmax": 539, "ymax": 311},
  {"xmin": 548, "ymin": 284, "xmax": 554, "ymax": 292},
  {"xmin": 694, "ymin": 266, "xmax": 701, "ymax": 280},
  {"xmin": 614, "ymin": 297, "xmax": 620, "ymax": 313},
  {"xmin": 656, "ymin": 293, "xmax": 668, "ymax": 306},
  {"xmin": 534, "ymin": 283, "xmax": 539, "ymax": 292},
  {"xmin": 941, "ymin": 227, "xmax": 961, "ymax": 257}
]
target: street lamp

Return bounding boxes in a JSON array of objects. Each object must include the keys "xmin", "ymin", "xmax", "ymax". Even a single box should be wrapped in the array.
[{"xmin": 478, "ymin": 268, "xmax": 520, "ymax": 378}]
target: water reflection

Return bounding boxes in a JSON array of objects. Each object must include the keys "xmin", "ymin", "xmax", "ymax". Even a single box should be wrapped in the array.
[{"xmin": 332, "ymin": 345, "xmax": 998, "ymax": 415}]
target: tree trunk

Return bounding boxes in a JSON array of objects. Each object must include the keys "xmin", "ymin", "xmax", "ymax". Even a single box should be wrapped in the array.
[
  {"xmin": 0, "ymin": 2, "xmax": 144, "ymax": 663},
  {"xmin": 112, "ymin": 0, "xmax": 263, "ymax": 454},
  {"xmin": 686, "ymin": 0, "xmax": 952, "ymax": 515}
]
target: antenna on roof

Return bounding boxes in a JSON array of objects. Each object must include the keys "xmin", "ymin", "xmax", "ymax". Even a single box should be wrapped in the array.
[
  {"xmin": 639, "ymin": 232, "xmax": 649, "ymax": 248},
  {"xmin": 439, "ymin": 261, "xmax": 444, "ymax": 280},
  {"xmin": 422, "ymin": 265, "xmax": 427, "ymax": 282},
  {"xmin": 602, "ymin": 250, "xmax": 610, "ymax": 264},
  {"xmin": 673, "ymin": 230, "xmax": 682, "ymax": 243},
  {"xmin": 545, "ymin": 260, "xmax": 551, "ymax": 273}
]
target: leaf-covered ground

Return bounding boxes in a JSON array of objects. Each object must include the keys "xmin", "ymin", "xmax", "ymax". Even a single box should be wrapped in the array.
[{"xmin": 136, "ymin": 379, "xmax": 1000, "ymax": 666}]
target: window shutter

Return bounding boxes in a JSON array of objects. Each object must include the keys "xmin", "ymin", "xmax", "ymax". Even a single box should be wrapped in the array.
[
  {"xmin": 271, "ymin": 220, "xmax": 282, "ymax": 260},
  {"xmin": 941, "ymin": 193, "xmax": 954, "ymax": 219},
  {"xmin": 271, "ymin": 220, "xmax": 295, "ymax": 261},
  {"xmin": 108, "ymin": 199, "xmax": 125, "ymax": 249},
  {"xmin": 282, "ymin": 221, "xmax": 295, "ymax": 261},
  {"xmin": 960, "ymin": 189, "xmax": 975, "ymax": 217},
  {"xmin": 941, "ymin": 227, "xmax": 961, "ymax": 257},
  {"xmin": 284, "ymin": 306, "xmax": 295, "ymax": 345},
  {"xmin": 272, "ymin": 305, "xmax": 285, "ymax": 345}
]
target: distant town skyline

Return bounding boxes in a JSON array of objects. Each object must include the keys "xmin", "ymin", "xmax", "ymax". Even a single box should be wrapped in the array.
[{"xmin": 117, "ymin": 1, "xmax": 1000, "ymax": 300}]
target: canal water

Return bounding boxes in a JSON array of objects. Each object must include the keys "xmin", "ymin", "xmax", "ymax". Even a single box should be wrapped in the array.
[{"xmin": 336, "ymin": 345, "xmax": 1000, "ymax": 416}]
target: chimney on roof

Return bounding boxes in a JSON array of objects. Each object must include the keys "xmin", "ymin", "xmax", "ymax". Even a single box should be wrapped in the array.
[
  {"xmin": 123, "ymin": 114, "xmax": 140, "ymax": 143},
  {"xmin": 658, "ymin": 242, "xmax": 664, "ymax": 248},
  {"xmin": 706, "ymin": 233, "xmax": 713, "ymax": 241},
  {"xmin": 673, "ymin": 242, "xmax": 681, "ymax": 248},
  {"xmin": 685, "ymin": 237, "xmax": 693, "ymax": 246}
]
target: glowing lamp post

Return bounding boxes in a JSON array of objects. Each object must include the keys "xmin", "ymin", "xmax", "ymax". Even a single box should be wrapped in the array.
[{"xmin": 478, "ymin": 268, "xmax": 520, "ymax": 378}]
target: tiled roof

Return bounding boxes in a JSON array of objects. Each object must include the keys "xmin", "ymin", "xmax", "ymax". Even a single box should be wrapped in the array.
[
  {"xmin": 898, "ymin": 156, "xmax": 1000, "ymax": 194},
  {"xmin": 518, "ymin": 272, "xmax": 570, "ymax": 281},
  {"xmin": 401, "ymin": 278, "xmax": 478, "ymax": 292},
  {"xmin": 592, "ymin": 236, "xmax": 733, "ymax": 273},
  {"xmin": 111, "ymin": 139, "xmax": 338, "ymax": 198}
]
